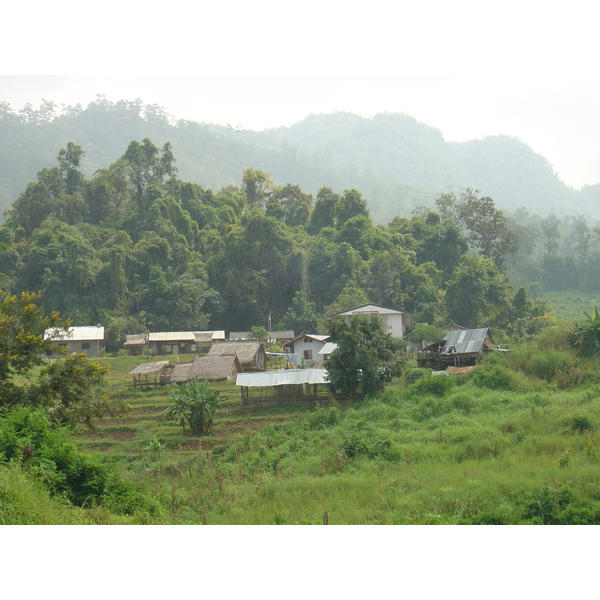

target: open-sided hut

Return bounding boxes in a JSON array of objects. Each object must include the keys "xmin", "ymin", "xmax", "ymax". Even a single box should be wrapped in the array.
[
  {"xmin": 123, "ymin": 334, "xmax": 147, "ymax": 355},
  {"xmin": 208, "ymin": 341, "xmax": 266, "ymax": 371},
  {"xmin": 129, "ymin": 361, "xmax": 172, "ymax": 389},
  {"xmin": 171, "ymin": 354, "xmax": 243, "ymax": 384},
  {"xmin": 236, "ymin": 369, "xmax": 363, "ymax": 408}
]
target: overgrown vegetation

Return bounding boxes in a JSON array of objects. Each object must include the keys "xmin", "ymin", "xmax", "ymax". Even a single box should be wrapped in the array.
[{"xmin": 2, "ymin": 322, "xmax": 600, "ymax": 524}]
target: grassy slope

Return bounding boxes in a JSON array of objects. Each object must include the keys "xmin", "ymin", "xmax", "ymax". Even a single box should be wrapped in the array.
[
  {"xmin": 542, "ymin": 290, "xmax": 600, "ymax": 323},
  {"xmin": 65, "ymin": 338, "xmax": 600, "ymax": 525}
]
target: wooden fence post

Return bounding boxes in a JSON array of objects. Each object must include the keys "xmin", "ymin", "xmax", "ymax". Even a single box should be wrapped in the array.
[{"xmin": 323, "ymin": 511, "xmax": 329, "ymax": 525}]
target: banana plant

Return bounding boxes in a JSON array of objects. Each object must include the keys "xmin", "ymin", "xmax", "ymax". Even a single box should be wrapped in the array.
[{"xmin": 161, "ymin": 377, "xmax": 225, "ymax": 436}]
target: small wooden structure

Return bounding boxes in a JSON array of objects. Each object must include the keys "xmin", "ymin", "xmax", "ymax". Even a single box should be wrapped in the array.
[
  {"xmin": 129, "ymin": 361, "xmax": 172, "ymax": 389},
  {"xmin": 236, "ymin": 369, "xmax": 363, "ymax": 408},
  {"xmin": 417, "ymin": 328, "xmax": 502, "ymax": 370},
  {"xmin": 170, "ymin": 355, "xmax": 243, "ymax": 384},
  {"xmin": 123, "ymin": 334, "xmax": 148, "ymax": 355},
  {"xmin": 208, "ymin": 341, "xmax": 266, "ymax": 371}
]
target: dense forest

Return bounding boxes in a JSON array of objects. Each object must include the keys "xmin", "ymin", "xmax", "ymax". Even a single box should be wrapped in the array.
[
  {"xmin": 0, "ymin": 132, "xmax": 566, "ymax": 349},
  {"xmin": 1, "ymin": 97, "xmax": 599, "ymax": 224}
]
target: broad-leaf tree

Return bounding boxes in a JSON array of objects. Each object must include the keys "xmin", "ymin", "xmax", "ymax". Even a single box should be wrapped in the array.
[{"xmin": 326, "ymin": 314, "xmax": 405, "ymax": 397}]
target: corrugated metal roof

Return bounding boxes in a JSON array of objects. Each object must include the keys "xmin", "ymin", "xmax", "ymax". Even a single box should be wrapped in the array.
[
  {"xmin": 236, "ymin": 368, "xmax": 328, "ymax": 387},
  {"xmin": 284, "ymin": 333, "xmax": 330, "ymax": 346},
  {"xmin": 318, "ymin": 342, "xmax": 338, "ymax": 355},
  {"xmin": 193, "ymin": 331, "xmax": 225, "ymax": 342},
  {"xmin": 444, "ymin": 328, "xmax": 490, "ymax": 354},
  {"xmin": 44, "ymin": 326, "xmax": 104, "ymax": 341},
  {"xmin": 148, "ymin": 331, "xmax": 196, "ymax": 342},
  {"xmin": 337, "ymin": 304, "xmax": 403, "ymax": 316}
]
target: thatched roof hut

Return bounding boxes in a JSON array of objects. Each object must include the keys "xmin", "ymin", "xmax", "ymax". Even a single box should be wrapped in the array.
[
  {"xmin": 208, "ymin": 341, "xmax": 266, "ymax": 371},
  {"xmin": 171, "ymin": 355, "xmax": 243, "ymax": 384},
  {"xmin": 128, "ymin": 361, "xmax": 172, "ymax": 388}
]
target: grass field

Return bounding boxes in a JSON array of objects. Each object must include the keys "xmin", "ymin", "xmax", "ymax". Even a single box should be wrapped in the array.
[
  {"xmin": 61, "ymin": 327, "xmax": 600, "ymax": 525},
  {"xmin": 542, "ymin": 290, "xmax": 600, "ymax": 322}
]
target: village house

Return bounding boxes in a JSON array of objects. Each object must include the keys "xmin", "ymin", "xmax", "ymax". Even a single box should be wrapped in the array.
[
  {"xmin": 137, "ymin": 331, "xmax": 225, "ymax": 356},
  {"xmin": 331, "ymin": 304, "xmax": 413, "ymax": 338},
  {"xmin": 170, "ymin": 354, "xmax": 243, "ymax": 384},
  {"xmin": 417, "ymin": 327, "xmax": 504, "ymax": 369},
  {"xmin": 208, "ymin": 340, "xmax": 266, "ymax": 372},
  {"xmin": 44, "ymin": 325, "xmax": 104, "ymax": 358},
  {"xmin": 282, "ymin": 334, "xmax": 330, "ymax": 362}
]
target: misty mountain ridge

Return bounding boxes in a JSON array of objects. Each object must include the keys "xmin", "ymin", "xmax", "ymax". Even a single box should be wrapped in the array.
[{"xmin": 1, "ymin": 98, "xmax": 598, "ymax": 223}]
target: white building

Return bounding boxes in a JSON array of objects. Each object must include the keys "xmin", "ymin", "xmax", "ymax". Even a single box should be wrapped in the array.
[
  {"xmin": 44, "ymin": 325, "xmax": 105, "ymax": 357},
  {"xmin": 283, "ymin": 334, "xmax": 330, "ymax": 361},
  {"xmin": 331, "ymin": 304, "xmax": 413, "ymax": 339}
]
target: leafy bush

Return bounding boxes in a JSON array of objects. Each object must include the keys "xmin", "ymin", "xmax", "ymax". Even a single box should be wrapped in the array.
[
  {"xmin": 308, "ymin": 405, "xmax": 341, "ymax": 429},
  {"xmin": 404, "ymin": 368, "xmax": 432, "ymax": 385},
  {"xmin": 526, "ymin": 350, "xmax": 574, "ymax": 382},
  {"xmin": 472, "ymin": 364, "xmax": 526, "ymax": 391},
  {"xmin": 447, "ymin": 392, "xmax": 476, "ymax": 415},
  {"xmin": 408, "ymin": 374, "xmax": 456, "ymax": 398},
  {"xmin": 568, "ymin": 414, "xmax": 593, "ymax": 434},
  {"xmin": 0, "ymin": 407, "xmax": 153, "ymax": 514}
]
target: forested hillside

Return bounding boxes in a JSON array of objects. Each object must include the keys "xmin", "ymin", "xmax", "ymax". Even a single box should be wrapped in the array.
[
  {"xmin": 1, "ymin": 137, "xmax": 555, "ymax": 347},
  {"xmin": 2, "ymin": 98, "xmax": 597, "ymax": 223}
]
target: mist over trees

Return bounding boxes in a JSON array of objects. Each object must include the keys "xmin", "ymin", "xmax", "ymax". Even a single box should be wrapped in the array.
[
  {"xmin": 0, "ymin": 136, "xmax": 562, "ymax": 346},
  {"xmin": 1, "ymin": 97, "xmax": 598, "ymax": 224}
]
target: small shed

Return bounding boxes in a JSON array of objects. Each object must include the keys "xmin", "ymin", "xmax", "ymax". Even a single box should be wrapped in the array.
[
  {"xmin": 418, "ymin": 328, "xmax": 501, "ymax": 369},
  {"xmin": 123, "ymin": 334, "xmax": 148, "ymax": 355},
  {"xmin": 129, "ymin": 361, "xmax": 172, "ymax": 389},
  {"xmin": 171, "ymin": 354, "xmax": 243, "ymax": 384},
  {"xmin": 208, "ymin": 341, "xmax": 266, "ymax": 371}
]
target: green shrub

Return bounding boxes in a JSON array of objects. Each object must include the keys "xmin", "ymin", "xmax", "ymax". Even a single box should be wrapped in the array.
[
  {"xmin": 308, "ymin": 405, "xmax": 341, "ymax": 429},
  {"xmin": 409, "ymin": 374, "xmax": 456, "ymax": 398},
  {"xmin": 447, "ymin": 392, "xmax": 476, "ymax": 415},
  {"xmin": 404, "ymin": 368, "xmax": 432, "ymax": 385},
  {"xmin": 568, "ymin": 414, "xmax": 593, "ymax": 434},
  {"xmin": 472, "ymin": 364, "xmax": 526, "ymax": 391},
  {"xmin": 0, "ymin": 407, "xmax": 154, "ymax": 514}
]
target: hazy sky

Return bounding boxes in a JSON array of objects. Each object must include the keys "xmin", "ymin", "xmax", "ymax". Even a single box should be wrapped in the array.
[{"xmin": 2, "ymin": 0, "xmax": 598, "ymax": 189}]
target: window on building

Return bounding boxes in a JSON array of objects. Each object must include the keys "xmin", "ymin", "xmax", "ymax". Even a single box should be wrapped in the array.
[
  {"xmin": 303, "ymin": 350, "xmax": 313, "ymax": 360},
  {"xmin": 81, "ymin": 342, "xmax": 90, "ymax": 350}
]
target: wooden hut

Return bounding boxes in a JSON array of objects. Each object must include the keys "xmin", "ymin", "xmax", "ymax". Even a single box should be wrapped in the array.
[
  {"xmin": 208, "ymin": 341, "xmax": 266, "ymax": 371},
  {"xmin": 123, "ymin": 334, "xmax": 148, "ymax": 355},
  {"xmin": 129, "ymin": 361, "xmax": 172, "ymax": 389},
  {"xmin": 417, "ymin": 328, "xmax": 503, "ymax": 369},
  {"xmin": 170, "ymin": 355, "xmax": 243, "ymax": 384}
]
